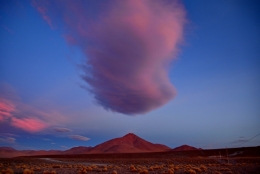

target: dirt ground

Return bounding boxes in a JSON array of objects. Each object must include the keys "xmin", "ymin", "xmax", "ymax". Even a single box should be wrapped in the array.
[{"xmin": 1, "ymin": 154, "xmax": 260, "ymax": 174}]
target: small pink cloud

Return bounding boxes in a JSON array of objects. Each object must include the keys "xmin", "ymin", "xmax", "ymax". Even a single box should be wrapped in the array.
[
  {"xmin": 0, "ymin": 99, "xmax": 15, "ymax": 121},
  {"xmin": 11, "ymin": 117, "xmax": 48, "ymax": 133},
  {"xmin": 0, "ymin": 84, "xmax": 67, "ymax": 133},
  {"xmin": 69, "ymin": 135, "xmax": 90, "ymax": 141}
]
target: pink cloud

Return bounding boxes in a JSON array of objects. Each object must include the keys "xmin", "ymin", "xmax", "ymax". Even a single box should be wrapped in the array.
[
  {"xmin": 0, "ymin": 85, "xmax": 66, "ymax": 133},
  {"xmin": 0, "ymin": 99, "xmax": 15, "ymax": 121},
  {"xmin": 33, "ymin": 0, "xmax": 186, "ymax": 115},
  {"xmin": 11, "ymin": 117, "xmax": 47, "ymax": 133}
]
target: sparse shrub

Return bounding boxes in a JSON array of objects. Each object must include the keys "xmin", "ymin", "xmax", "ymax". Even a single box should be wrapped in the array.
[
  {"xmin": 166, "ymin": 169, "xmax": 174, "ymax": 174},
  {"xmin": 151, "ymin": 165, "xmax": 160, "ymax": 170},
  {"xmin": 21, "ymin": 165, "xmax": 27, "ymax": 169},
  {"xmin": 220, "ymin": 168, "xmax": 230, "ymax": 171},
  {"xmin": 91, "ymin": 165, "xmax": 97, "ymax": 169},
  {"xmin": 23, "ymin": 169, "xmax": 34, "ymax": 174},
  {"xmin": 52, "ymin": 165, "xmax": 61, "ymax": 168},
  {"xmin": 192, "ymin": 167, "xmax": 201, "ymax": 173},
  {"xmin": 139, "ymin": 169, "xmax": 148, "ymax": 174},
  {"xmin": 66, "ymin": 164, "xmax": 72, "ymax": 168},
  {"xmin": 188, "ymin": 169, "xmax": 196, "ymax": 174},
  {"xmin": 130, "ymin": 165, "xmax": 138, "ymax": 172},
  {"xmin": 200, "ymin": 165, "xmax": 207, "ymax": 171},
  {"xmin": 1, "ymin": 168, "xmax": 14, "ymax": 174},
  {"xmin": 213, "ymin": 172, "xmax": 221, "ymax": 174},
  {"xmin": 34, "ymin": 167, "xmax": 41, "ymax": 171},
  {"xmin": 95, "ymin": 168, "xmax": 102, "ymax": 172},
  {"xmin": 85, "ymin": 166, "xmax": 92, "ymax": 171},
  {"xmin": 130, "ymin": 165, "xmax": 135, "ymax": 170},
  {"xmin": 148, "ymin": 166, "xmax": 153, "ymax": 171},
  {"xmin": 169, "ymin": 164, "xmax": 174, "ymax": 168},
  {"xmin": 174, "ymin": 166, "xmax": 179, "ymax": 170},
  {"xmin": 224, "ymin": 163, "xmax": 232, "ymax": 166},
  {"xmin": 114, "ymin": 166, "xmax": 121, "ymax": 170},
  {"xmin": 43, "ymin": 170, "xmax": 56, "ymax": 174},
  {"xmin": 112, "ymin": 170, "xmax": 117, "ymax": 174},
  {"xmin": 78, "ymin": 169, "xmax": 87, "ymax": 174}
]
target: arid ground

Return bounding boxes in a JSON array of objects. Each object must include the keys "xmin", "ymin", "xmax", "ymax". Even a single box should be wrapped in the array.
[{"xmin": 1, "ymin": 147, "xmax": 260, "ymax": 174}]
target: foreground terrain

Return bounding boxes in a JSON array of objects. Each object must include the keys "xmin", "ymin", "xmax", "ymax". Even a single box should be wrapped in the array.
[{"xmin": 1, "ymin": 147, "xmax": 260, "ymax": 174}]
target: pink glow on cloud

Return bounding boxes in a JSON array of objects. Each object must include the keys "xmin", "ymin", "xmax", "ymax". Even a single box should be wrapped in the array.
[
  {"xmin": 0, "ymin": 85, "xmax": 66, "ymax": 133},
  {"xmin": 33, "ymin": 0, "xmax": 186, "ymax": 115},
  {"xmin": 11, "ymin": 117, "xmax": 47, "ymax": 133},
  {"xmin": 0, "ymin": 99, "xmax": 15, "ymax": 121}
]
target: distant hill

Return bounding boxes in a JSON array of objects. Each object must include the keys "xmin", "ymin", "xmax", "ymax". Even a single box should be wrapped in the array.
[
  {"xmin": 0, "ymin": 147, "xmax": 62, "ymax": 158},
  {"xmin": 0, "ymin": 147, "xmax": 17, "ymax": 152},
  {"xmin": 64, "ymin": 146, "xmax": 92, "ymax": 154},
  {"xmin": 88, "ymin": 133, "xmax": 170, "ymax": 153},
  {"xmin": 172, "ymin": 144, "xmax": 198, "ymax": 151}
]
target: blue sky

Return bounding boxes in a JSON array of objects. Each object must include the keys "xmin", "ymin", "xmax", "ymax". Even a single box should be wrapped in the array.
[{"xmin": 0, "ymin": 0, "xmax": 259, "ymax": 150}]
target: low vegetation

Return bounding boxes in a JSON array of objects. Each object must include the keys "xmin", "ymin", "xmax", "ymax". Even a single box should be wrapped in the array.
[{"xmin": 0, "ymin": 155, "xmax": 259, "ymax": 174}]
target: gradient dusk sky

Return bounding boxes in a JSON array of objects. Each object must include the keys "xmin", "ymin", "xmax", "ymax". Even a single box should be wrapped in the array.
[{"xmin": 0, "ymin": 0, "xmax": 259, "ymax": 150}]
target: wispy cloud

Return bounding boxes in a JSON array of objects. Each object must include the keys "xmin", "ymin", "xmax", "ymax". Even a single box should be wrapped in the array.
[
  {"xmin": 0, "ymin": 133, "xmax": 17, "ymax": 144},
  {"xmin": 0, "ymin": 137, "xmax": 16, "ymax": 144},
  {"xmin": 0, "ymin": 133, "xmax": 18, "ymax": 137},
  {"xmin": 0, "ymin": 99, "xmax": 15, "ymax": 121},
  {"xmin": 0, "ymin": 83, "xmax": 66, "ymax": 133},
  {"xmin": 32, "ymin": 0, "xmax": 54, "ymax": 29},
  {"xmin": 69, "ymin": 135, "xmax": 90, "ymax": 141},
  {"xmin": 53, "ymin": 127, "xmax": 72, "ymax": 133},
  {"xmin": 11, "ymin": 117, "xmax": 47, "ymax": 133},
  {"xmin": 2, "ymin": 25, "xmax": 14, "ymax": 34},
  {"xmin": 41, "ymin": 138, "xmax": 51, "ymax": 141},
  {"xmin": 33, "ymin": 0, "xmax": 186, "ymax": 115},
  {"xmin": 230, "ymin": 139, "xmax": 248, "ymax": 144}
]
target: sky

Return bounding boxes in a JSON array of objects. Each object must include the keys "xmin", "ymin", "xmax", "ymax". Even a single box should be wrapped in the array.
[{"xmin": 0, "ymin": 0, "xmax": 259, "ymax": 150}]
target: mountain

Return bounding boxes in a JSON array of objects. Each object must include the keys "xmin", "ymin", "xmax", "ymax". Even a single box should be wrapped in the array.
[
  {"xmin": 172, "ymin": 145, "xmax": 198, "ymax": 151},
  {"xmin": 64, "ymin": 146, "xmax": 92, "ymax": 154},
  {"xmin": 0, "ymin": 133, "xmax": 171, "ymax": 157},
  {"xmin": 88, "ymin": 133, "xmax": 170, "ymax": 153}
]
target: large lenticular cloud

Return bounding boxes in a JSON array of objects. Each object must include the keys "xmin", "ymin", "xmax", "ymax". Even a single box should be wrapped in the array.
[{"xmin": 34, "ymin": 0, "xmax": 186, "ymax": 115}]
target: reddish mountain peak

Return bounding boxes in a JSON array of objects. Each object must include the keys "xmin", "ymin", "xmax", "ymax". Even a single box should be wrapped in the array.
[
  {"xmin": 172, "ymin": 144, "xmax": 198, "ymax": 151},
  {"xmin": 123, "ymin": 133, "xmax": 136, "ymax": 137},
  {"xmin": 122, "ymin": 133, "xmax": 139, "ymax": 139},
  {"xmin": 89, "ymin": 133, "xmax": 170, "ymax": 153}
]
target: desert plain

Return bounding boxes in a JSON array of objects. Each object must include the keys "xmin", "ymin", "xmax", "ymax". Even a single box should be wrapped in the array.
[{"xmin": 1, "ymin": 146, "xmax": 260, "ymax": 174}]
